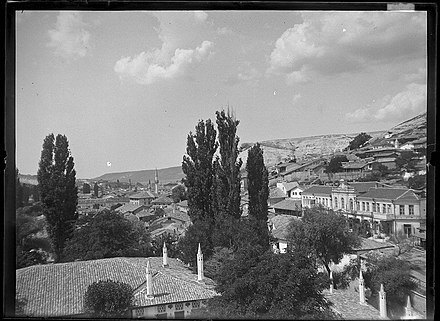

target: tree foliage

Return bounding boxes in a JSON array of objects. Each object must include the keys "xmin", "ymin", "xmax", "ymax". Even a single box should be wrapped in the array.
[
  {"xmin": 82, "ymin": 183, "xmax": 91, "ymax": 194},
  {"xmin": 395, "ymin": 151, "xmax": 418, "ymax": 171},
  {"xmin": 37, "ymin": 134, "xmax": 78, "ymax": 262},
  {"xmin": 177, "ymin": 220, "xmax": 213, "ymax": 267},
  {"xmin": 63, "ymin": 210, "xmax": 152, "ymax": 262},
  {"xmin": 83, "ymin": 279, "xmax": 133, "ymax": 317},
  {"xmin": 407, "ymin": 174, "xmax": 425, "ymax": 190},
  {"xmin": 202, "ymin": 246, "xmax": 335, "ymax": 319},
  {"xmin": 93, "ymin": 182, "xmax": 99, "ymax": 197},
  {"xmin": 211, "ymin": 110, "xmax": 243, "ymax": 248},
  {"xmin": 246, "ymin": 143, "xmax": 270, "ymax": 250},
  {"xmin": 347, "ymin": 132, "xmax": 372, "ymax": 150},
  {"xmin": 170, "ymin": 184, "xmax": 187, "ymax": 203},
  {"xmin": 287, "ymin": 206, "xmax": 360, "ymax": 275},
  {"xmin": 325, "ymin": 155, "xmax": 349, "ymax": 173}
]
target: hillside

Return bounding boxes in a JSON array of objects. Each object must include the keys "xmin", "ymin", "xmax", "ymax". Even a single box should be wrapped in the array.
[{"xmin": 93, "ymin": 166, "xmax": 185, "ymax": 185}]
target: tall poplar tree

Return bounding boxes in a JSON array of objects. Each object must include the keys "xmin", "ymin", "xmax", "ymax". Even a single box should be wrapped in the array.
[
  {"xmin": 212, "ymin": 109, "xmax": 242, "ymax": 248},
  {"xmin": 246, "ymin": 143, "xmax": 270, "ymax": 249},
  {"xmin": 37, "ymin": 133, "xmax": 78, "ymax": 262}
]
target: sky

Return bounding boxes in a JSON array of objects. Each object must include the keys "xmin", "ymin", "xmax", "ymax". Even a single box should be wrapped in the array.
[{"xmin": 15, "ymin": 10, "xmax": 427, "ymax": 179}]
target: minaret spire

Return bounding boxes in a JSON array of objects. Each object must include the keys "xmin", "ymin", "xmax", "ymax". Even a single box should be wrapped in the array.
[
  {"xmin": 154, "ymin": 168, "xmax": 159, "ymax": 195},
  {"xmin": 379, "ymin": 283, "xmax": 387, "ymax": 318},
  {"xmin": 163, "ymin": 242, "xmax": 168, "ymax": 267},
  {"xmin": 197, "ymin": 243, "xmax": 204, "ymax": 282},
  {"xmin": 146, "ymin": 260, "xmax": 154, "ymax": 299},
  {"xmin": 359, "ymin": 270, "xmax": 366, "ymax": 305}
]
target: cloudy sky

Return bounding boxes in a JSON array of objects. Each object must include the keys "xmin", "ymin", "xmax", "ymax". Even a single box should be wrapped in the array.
[{"xmin": 15, "ymin": 10, "xmax": 427, "ymax": 178}]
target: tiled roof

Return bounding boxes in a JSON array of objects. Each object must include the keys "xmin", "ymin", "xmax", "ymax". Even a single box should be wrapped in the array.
[
  {"xmin": 412, "ymin": 137, "xmax": 427, "ymax": 144},
  {"xmin": 271, "ymin": 198, "xmax": 302, "ymax": 211},
  {"xmin": 356, "ymin": 188, "xmax": 408, "ymax": 201},
  {"xmin": 163, "ymin": 208, "xmax": 191, "ymax": 222},
  {"xmin": 348, "ymin": 182, "xmax": 383, "ymax": 194},
  {"xmin": 151, "ymin": 195, "xmax": 174, "ymax": 204},
  {"xmin": 395, "ymin": 190, "xmax": 421, "ymax": 202},
  {"xmin": 302, "ymin": 185, "xmax": 333, "ymax": 196},
  {"xmin": 281, "ymin": 181, "xmax": 299, "ymax": 191},
  {"xmin": 269, "ymin": 214, "xmax": 299, "ymax": 241},
  {"xmin": 375, "ymin": 157, "xmax": 397, "ymax": 163},
  {"xmin": 323, "ymin": 288, "xmax": 384, "ymax": 319},
  {"xmin": 177, "ymin": 200, "xmax": 188, "ymax": 207},
  {"xmin": 16, "ymin": 257, "xmax": 217, "ymax": 317},
  {"xmin": 342, "ymin": 162, "xmax": 369, "ymax": 169},
  {"xmin": 150, "ymin": 223, "xmax": 185, "ymax": 238},
  {"xmin": 269, "ymin": 188, "xmax": 287, "ymax": 199},
  {"xmin": 116, "ymin": 203, "xmax": 144, "ymax": 214},
  {"xmin": 354, "ymin": 238, "xmax": 396, "ymax": 252},
  {"xmin": 129, "ymin": 191, "xmax": 156, "ymax": 199}
]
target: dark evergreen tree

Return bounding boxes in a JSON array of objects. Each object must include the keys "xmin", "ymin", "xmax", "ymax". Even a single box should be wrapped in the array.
[
  {"xmin": 93, "ymin": 182, "xmax": 99, "ymax": 197},
  {"xmin": 82, "ymin": 182, "xmax": 91, "ymax": 194},
  {"xmin": 37, "ymin": 133, "xmax": 78, "ymax": 262},
  {"xmin": 182, "ymin": 119, "xmax": 217, "ymax": 224},
  {"xmin": 211, "ymin": 110, "xmax": 242, "ymax": 248},
  {"xmin": 246, "ymin": 143, "xmax": 270, "ymax": 250},
  {"xmin": 325, "ymin": 155, "xmax": 349, "ymax": 173}
]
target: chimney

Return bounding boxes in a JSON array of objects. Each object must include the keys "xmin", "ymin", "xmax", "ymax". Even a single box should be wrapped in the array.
[
  {"xmin": 162, "ymin": 242, "xmax": 168, "ymax": 267},
  {"xmin": 329, "ymin": 270, "xmax": 334, "ymax": 294},
  {"xmin": 146, "ymin": 260, "xmax": 154, "ymax": 299},
  {"xmin": 379, "ymin": 284, "xmax": 387, "ymax": 319},
  {"xmin": 404, "ymin": 295, "xmax": 413, "ymax": 319},
  {"xmin": 359, "ymin": 270, "xmax": 366, "ymax": 305},
  {"xmin": 197, "ymin": 243, "xmax": 204, "ymax": 282}
]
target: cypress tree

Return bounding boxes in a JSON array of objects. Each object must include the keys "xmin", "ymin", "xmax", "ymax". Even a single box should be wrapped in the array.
[
  {"xmin": 246, "ymin": 143, "xmax": 270, "ymax": 249},
  {"xmin": 37, "ymin": 133, "xmax": 78, "ymax": 262},
  {"xmin": 212, "ymin": 109, "xmax": 242, "ymax": 248}
]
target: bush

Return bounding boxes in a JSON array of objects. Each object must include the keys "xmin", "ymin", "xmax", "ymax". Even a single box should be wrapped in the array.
[{"xmin": 83, "ymin": 279, "xmax": 133, "ymax": 317}]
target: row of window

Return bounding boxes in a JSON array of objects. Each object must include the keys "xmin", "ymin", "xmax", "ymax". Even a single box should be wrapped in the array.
[{"xmin": 310, "ymin": 197, "xmax": 415, "ymax": 215}]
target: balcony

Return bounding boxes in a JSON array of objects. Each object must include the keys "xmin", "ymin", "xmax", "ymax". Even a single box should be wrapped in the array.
[
  {"xmin": 372, "ymin": 212, "xmax": 394, "ymax": 220},
  {"xmin": 395, "ymin": 214, "xmax": 426, "ymax": 220}
]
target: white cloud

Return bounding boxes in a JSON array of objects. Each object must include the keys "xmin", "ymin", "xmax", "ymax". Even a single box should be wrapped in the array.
[
  {"xmin": 216, "ymin": 26, "xmax": 234, "ymax": 35},
  {"xmin": 268, "ymin": 12, "xmax": 426, "ymax": 84},
  {"xmin": 194, "ymin": 11, "xmax": 208, "ymax": 23},
  {"xmin": 114, "ymin": 12, "xmax": 214, "ymax": 85},
  {"xmin": 292, "ymin": 93, "xmax": 302, "ymax": 104},
  {"xmin": 345, "ymin": 83, "xmax": 426, "ymax": 122},
  {"xmin": 115, "ymin": 41, "xmax": 213, "ymax": 85},
  {"xmin": 48, "ymin": 12, "xmax": 90, "ymax": 59}
]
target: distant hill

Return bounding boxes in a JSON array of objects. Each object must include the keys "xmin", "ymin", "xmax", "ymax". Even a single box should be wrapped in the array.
[
  {"xmin": 93, "ymin": 166, "xmax": 185, "ymax": 185},
  {"xmin": 18, "ymin": 174, "xmax": 38, "ymax": 186}
]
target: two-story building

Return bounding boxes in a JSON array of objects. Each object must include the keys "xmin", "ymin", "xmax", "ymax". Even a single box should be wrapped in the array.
[{"xmin": 130, "ymin": 191, "xmax": 156, "ymax": 206}]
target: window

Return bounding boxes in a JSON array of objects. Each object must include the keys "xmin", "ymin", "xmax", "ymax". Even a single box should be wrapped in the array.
[
  {"xmin": 387, "ymin": 204, "xmax": 392, "ymax": 213},
  {"xmin": 382, "ymin": 204, "xmax": 386, "ymax": 213},
  {"xmin": 135, "ymin": 308, "xmax": 144, "ymax": 317},
  {"xmin": 341, "ymin": 198, "xmax": 345, "ymax": 209},
  {"xmin": 409, "ymin": 205, "xmax": 414, "ymax": 215},
  {"xmin": 157, "ymin": 305, "xmax": 166, "ymax": 313},
  {"xmin": 366, "ymin": 202, "xmax": 370, "ymax": 212},
  {"xmin": 192, "ymin": 301, "xmax": 201, "ymax": 309},
  {"xmin": 175, "ymin": 303, "xmax": 184, "ymax": 311},
  {"xmin": 174, "ymin": 311, "xmax": 185, "ymax": 319},
  {"xmin": 350, "ymin": 199, "xmax": 354, "ymax": 210},
  {"xmin": 404, "ymin": 224, "xmax": 412, "ymax": 237},
  {"xmin": 334, "ymin": 198, "xmax": 338, "ymax": 208},
  {"xmin": 400, "ymin": 205, "xmax": 405, "ymax": 215},
  {"xmin": 362, "ymin": 202, "xmax": 365, "ymax": 211},
  {"xmin": 357, "ymin": 202, "xmax": 360, "ymax": 211}
]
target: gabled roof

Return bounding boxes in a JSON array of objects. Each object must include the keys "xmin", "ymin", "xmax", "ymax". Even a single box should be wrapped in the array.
[
  {"xmin": 269, "ymin": 214, "xmax": 299, "ymax": 241},
  {"xmin": 16, "ymin": 257, "xmax": 217, "ymax": 317},
  {"xmin": 341, "ymin": 162, "xmax": 369, "ymax": 169},
  {"xmin": 129, "ymin": 191, "xmax": 156, "ymax": 199},
  {"xmin": 356, "ymin": 188, "xmax": 408, "ymax": 200},
  {"xmin": 279, "ymin": 181, "xmax": 299, "ymax": 191},
  {"xmin": 395, "ymin": 189, "xmax": 421, "ymax": 202},
  {"xmin": 348, "ymin": 182, "xmax": 384, "ymax": 194},
  {"xmin": 163, "ymin": 208, "xmax": 191, "ymax": 222},
  {"xmin": 116, "ymin": 203, "xmax": 144, "ymax": 214},
  {"xmin": 302, "ymin": 185, "xmax": 333, "ymax": 196},
  {"xmin": 151, "ymin": 195, "xmax": 174, "ymax": 204},
  {"xmin": 269, "ymin": 188, "xmax": 287, "ymax": 199},
  {"xmin": 271, "ymin": 198, "xmax": 302, "ymax": 211}
]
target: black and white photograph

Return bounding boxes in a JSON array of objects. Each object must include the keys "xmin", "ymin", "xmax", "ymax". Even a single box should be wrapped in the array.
[{"xmin": 5, "ymin": 2, "xmax": 435, "ymax": 320}]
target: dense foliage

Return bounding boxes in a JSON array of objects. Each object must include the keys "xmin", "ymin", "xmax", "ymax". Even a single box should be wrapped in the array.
[
  {"xmin": 407, "ymin": 174, "xmax": 425, "ymax": 190},
  {"xmin": 83, "ymin": 279, "xmax": 134, "ymax": 317},
  {"xmin": 93, "ymin": 182, "xmax": 99, "ymax": 197},
  {"xmin": 347, "ymin": 132, "xmax": 372, "ymax": 150},
  {"xmin": 200, "ymin": 246, "xmax": 336, "ymax": 319},
  {"xmin": 246, "ymin": 143, "xmax": 270, "ymax": 250},
  {"xmin": 82, "ymin": 183, "xmax": 91, "ymax": 194},
  {"xmin": 325, "ymin": 155, "xmax": 349, "ymax": 173},
  {"xmin": 63, "ymin": 210, "xmax": 152, "ymax": 261},
  {"xmin": 170, "ymin": 184, "xmax": 187, "ymax": 203},
  {"xmin": 287, "ymin": 206, "xmax": 360, "ymax": 275},
  {"xmin": 395, "ymin": 150, "xmax": 418, "ymax": 171},
  {"xmin": 16, "ymin": 204, "xmax": 51, "ymax": 268},
  {"xmin": 37, "ymin": 134, "xmax": 78, "ymax": 262}
]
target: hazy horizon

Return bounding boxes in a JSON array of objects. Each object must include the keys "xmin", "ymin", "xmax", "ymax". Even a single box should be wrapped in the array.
[{"xmin": 16, "ymin": 10, "xmax": 427, "ymax": 178}]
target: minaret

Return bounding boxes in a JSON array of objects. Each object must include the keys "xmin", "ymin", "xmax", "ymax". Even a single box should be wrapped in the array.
[
  {"xmin": 162, "ymin": 242, "xmax": 168, "ymax": 267},
  {"xmin": 329, "ymin": 270, "xmax": 334, "ymax": 294},
  {"xmin": 404, "ymin": 295, "xmax": 413, "ymax": 319},
  {"xmin": 359, "ymin": 270, "xmax": 366, "ymax": 305},
  {"xmin": 197, "ymin": 243, "xmax": 204, "ymax": 282},
  {"xmin": 379, "ymin": 284, "xmax": 387, "ymax": 319},
  {"xmin": 146, "ymin": 260, "xmax": 154, "ymax": 299},
  {"xmin": 154, "ymin": 168, "xmax": 159, "ymax": 195}
]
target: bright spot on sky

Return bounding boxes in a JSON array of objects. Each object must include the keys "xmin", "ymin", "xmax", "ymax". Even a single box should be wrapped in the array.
[{"xmin": 107, "ymin": 162, "xmax": 112, "ymax": 167}]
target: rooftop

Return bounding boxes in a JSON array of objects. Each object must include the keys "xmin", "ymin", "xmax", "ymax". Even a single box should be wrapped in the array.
[
  {"xmin": 16, "ymin": 257, "xmax": 217, "ymax": 317},
  {"xmin": 356, "ymin": 187, "xmax": 409, "ymax": 201},
  {"xmin": 269, "ymin": 214, "xmax": 300, "ymax": 241},
  {"xmin": 116, "ymin": 203, "xmax": 144, "ymax": 214},
  {"xmin": 302, "ymin": 185, "xmax": 333, "ymax": 195},
  {"xmin": 129, "ymin": 191, "xmax": 156, "ymax": 199},
  {"xmin": 271, "ymin": 198, "xmax": 302, "ymax": 212}
]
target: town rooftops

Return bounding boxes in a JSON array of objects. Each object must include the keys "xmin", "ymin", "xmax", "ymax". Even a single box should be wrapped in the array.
[
  {"xmin": 16, "ymin": 257, "xmax": 217, "ymax": 317},
  {"xmin": 116, "ymin": 203, "xmax": 144, "ymax": 214},
  {"xmin": 269, "ymin": 214, "xmax": 300, "ymax": 241},
  {"xmin": 302, "ymin": 185, "xmax": 333, "ymax": 195},
  {"xmin": 269, "ymin": 187, "xmax": 287, "ymax": 199},
  {"xmin": 271, "ymin": 198, "xmax": 302, "ymax": 212},
  {"xmin": 151, "ymin": 195, "xmax": 174, "ymax": 205},
  {"xmin": 347, "ymin": 182, "xmax": 385, "ymax": 194},
  {"xmin": 279, "ymin": 181, "xmax": 299, "ymax": 191},
  {"xmin": 341, "ymin": 161, "xmax": 370, "ymax": 169},
  {"xmin": 163, "ymin": 208, "xmax": 191, "ymax": 223},
  {"xmin": 129, "ymin": 191, "xmax": 156, "ymax": 199},
  {"xmin": 356, "ymin": 187, "xmax": 409, "ymax": 200}
]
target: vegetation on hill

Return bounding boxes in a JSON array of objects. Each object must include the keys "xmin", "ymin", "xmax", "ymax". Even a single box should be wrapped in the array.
[
  {"xmin": 347, "ymin": 132, "xmax": 372, "ymax": 150},
  {"xmin": 325, "ymin": 155, "xmax": 349, "ymax": 173},
  {"xmin": 37, "ymin": 133, "xmax": 78, "ymax": 262}
]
